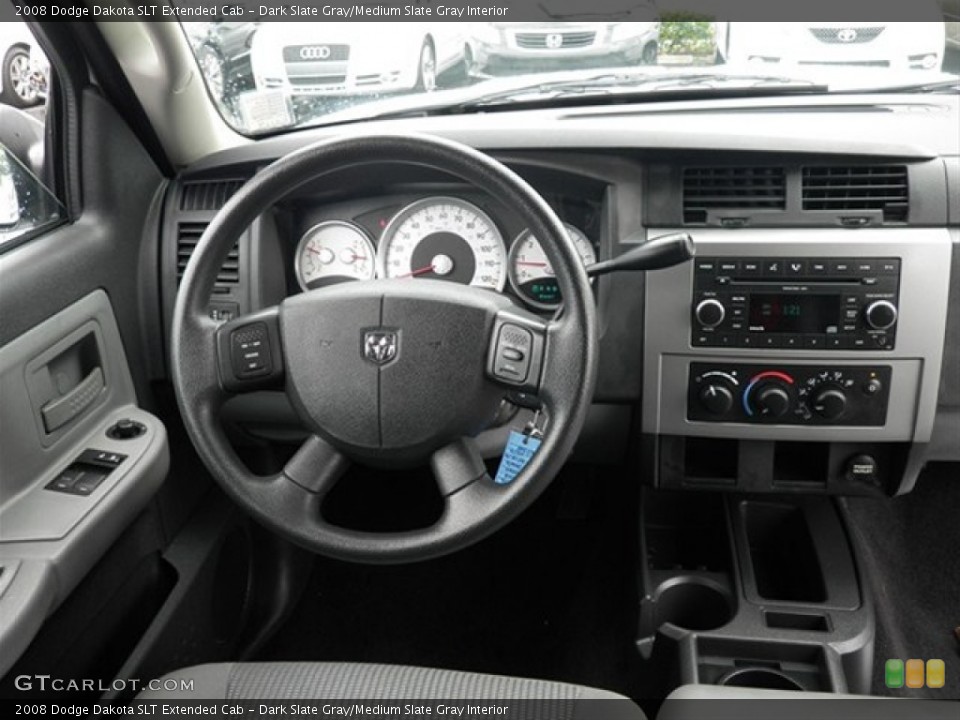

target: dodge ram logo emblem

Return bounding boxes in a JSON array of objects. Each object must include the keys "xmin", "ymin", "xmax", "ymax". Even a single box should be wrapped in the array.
[
  {"xmin": 836, "ymin": 28, "xmax": 858, "ymax": 43},
  {"xmin": 300, "ymin": 45, "xmax": 332, "ymax": 60},
  {"xmin": 545, "ymin": 33, "xmax": 564, "ymax": 49},
  {"xmin": 363, "ymin": 330, "xmax": 398, "ymax": 365}
]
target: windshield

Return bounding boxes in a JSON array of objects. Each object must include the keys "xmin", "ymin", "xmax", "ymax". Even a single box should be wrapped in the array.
[{"xmin": 182, "ymin": 20, "xmax": 960, "ymax": 135}]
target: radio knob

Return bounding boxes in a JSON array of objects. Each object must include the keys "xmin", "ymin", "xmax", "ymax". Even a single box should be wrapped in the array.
[
  {"xmin": 754, "ymin": 384, "xmax": 792, "ymax": 419},
  {"xmin": 864, "ymin": 300, "xmax": 898, "ymax": 330},
  {"xmin": 699, "ymin": 383, "xmax": 734, "ymax": 415},
  {"xmin": 812, "ymin": 386, "xmax": 848, "ymax": 420},
  {"xmin": 695, "ymin": 299, "xmax": 726, "ymax": 328}
]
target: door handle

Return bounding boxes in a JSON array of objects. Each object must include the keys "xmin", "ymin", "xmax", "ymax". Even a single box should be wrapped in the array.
[{"xmin": 41, "ymin": 367, "xmax": 104, "ymax": 433}]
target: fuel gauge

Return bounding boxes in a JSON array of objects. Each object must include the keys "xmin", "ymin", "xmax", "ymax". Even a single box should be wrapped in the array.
[
  {"xmin": 508, "ymin": 224, "xmax": 596, "ymax": 310},
  {"xmin": 295, "ymin": 221, "xmax": 376, "ymax": 290}
]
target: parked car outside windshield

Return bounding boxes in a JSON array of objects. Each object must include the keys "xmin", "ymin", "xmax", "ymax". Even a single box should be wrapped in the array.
[{"xmin": 181, "ymin": 20, "xmax": 960, "ymax": 135}]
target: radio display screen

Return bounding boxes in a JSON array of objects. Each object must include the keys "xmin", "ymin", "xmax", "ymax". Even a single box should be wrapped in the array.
[{"xmin": 749, "ymin": 294, "xmax": 841, "ymax": 334}]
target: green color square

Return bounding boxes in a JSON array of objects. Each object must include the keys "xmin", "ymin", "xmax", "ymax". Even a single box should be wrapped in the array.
[{"xmin": 885, "ymin": 659, "xmax": 905, "ymax": 688}]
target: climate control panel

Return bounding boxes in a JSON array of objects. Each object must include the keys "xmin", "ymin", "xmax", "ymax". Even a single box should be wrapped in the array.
[{"xmin": 687, "ymin": 363, "xmax": 891, "ymax": 426}]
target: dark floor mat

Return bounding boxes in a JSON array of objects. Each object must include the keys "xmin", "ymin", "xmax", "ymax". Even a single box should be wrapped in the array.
[
  {"xmin": 255, "ymin": 464, "xmax": 646, "ymax": 700},
  {"xmin": 842, "ymin": 462, "xmax": 960, "ymax": 699}
]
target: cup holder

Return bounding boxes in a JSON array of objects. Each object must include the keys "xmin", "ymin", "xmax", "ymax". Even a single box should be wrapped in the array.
[
  {"xmin": 653, "ymin": 577, "xmax": 734, "ymax": 632},
  {"xmin": 720, "ymin": 667, "xmax": 804, "ymax": 691}
]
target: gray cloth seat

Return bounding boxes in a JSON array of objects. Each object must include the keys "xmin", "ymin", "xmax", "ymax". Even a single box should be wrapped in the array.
[{"xmin": 138, "ymin": 661, "xmax": 645, "ymax": 719}]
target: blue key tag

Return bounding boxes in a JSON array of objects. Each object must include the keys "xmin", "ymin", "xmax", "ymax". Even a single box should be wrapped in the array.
[{"xmin": 494, "ymin": 430, "xmax": 541, "ymax": 485}]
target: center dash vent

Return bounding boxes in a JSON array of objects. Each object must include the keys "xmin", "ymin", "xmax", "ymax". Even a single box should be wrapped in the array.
[
  {"xmin": 802, "ymin": 165, "xmax": 908, "ymax": 222},
  {"xmin": 176, "ymin": 222, "xmax": 240, "ymax": 286},
  {"xmin": 683, "ymin": 167, "xmax": 786, "ymax": 224},
  {"xmin": 179, "ymin": 179, "xmax": 244, "ymax": 212}
]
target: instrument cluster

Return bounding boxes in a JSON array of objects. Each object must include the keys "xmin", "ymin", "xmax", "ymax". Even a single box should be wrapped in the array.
[{"xmin": 292, "ymin": 194, "xmax": 599, "ymax": 312}]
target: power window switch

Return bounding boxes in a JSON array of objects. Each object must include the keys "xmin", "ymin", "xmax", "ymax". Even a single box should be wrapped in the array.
[
  {"xmin": 46, "ymin": 468, "xmax": 82, "ymax": 493},
  {"xmin": 71, "ymin": 470, "xmax": 107, "ymax": 496}
]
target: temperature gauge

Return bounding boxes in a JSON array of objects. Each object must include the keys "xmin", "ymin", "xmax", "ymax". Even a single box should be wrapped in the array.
[
  {"xmin": 508, "ymin": 224, "xmax": 596, "ymax": 310},
  {"xmin": 295, "ymin": 221, "xmax": 376, "ymax": 290}
]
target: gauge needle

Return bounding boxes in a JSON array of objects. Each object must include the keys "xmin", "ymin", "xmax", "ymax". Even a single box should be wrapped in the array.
[
  {"xmin": 399, "ymin": 264, "xmax": 435, "ymax": 278},
  {"xmin": 517, "ymin": 261, "xmax": 549, "ymax": 268}
]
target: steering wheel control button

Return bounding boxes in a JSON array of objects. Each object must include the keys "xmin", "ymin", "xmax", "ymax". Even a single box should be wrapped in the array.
[
  {"xmin": 107, "ymin": 418, "xmax": 146, "ymax": 440},
  {"xmin": 231, "ymin": 323, "xmax": 272, "ymax": 378},
  {"xmin": 494, "ymin": 324, "xmax": 533, "ymax": 383}
]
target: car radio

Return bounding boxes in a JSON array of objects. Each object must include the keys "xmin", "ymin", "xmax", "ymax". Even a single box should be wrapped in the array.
[{"xmin": 691, "ymin": 257, "xmax": 900, "ymax": 350}]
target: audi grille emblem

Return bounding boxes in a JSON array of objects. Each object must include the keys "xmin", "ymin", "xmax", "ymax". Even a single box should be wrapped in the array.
[
  {"xmin": 545, "ymin": 33, "xmax": 564, "ymax": 49},
  {"xmin": 363, "ymin": 331, "xmax": 398, "ymax": 365},
  {"xmin": 300, "ymin": 45, "xmax": 332, "ymax": 60},
  {"xmin": 836, "ymin": 28, "xmax": 858, "ymax": 43}
]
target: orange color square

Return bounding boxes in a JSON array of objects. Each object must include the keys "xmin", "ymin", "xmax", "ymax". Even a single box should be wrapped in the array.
[
  {"xmin": 905, "ymin": 659, "xmax": 925, "ymax": 688},
  {"xmin": 926, "ymin": 659, "xmax": 945, "ymax": 689}
]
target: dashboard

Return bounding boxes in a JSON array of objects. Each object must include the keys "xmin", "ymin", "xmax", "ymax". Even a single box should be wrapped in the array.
[{"xmin": 158, "ymin": 93, "xmax": 960, "ymax": 497}]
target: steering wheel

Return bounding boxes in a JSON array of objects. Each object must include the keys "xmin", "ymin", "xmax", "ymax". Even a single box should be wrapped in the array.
[{"xmin": 171, "ymin": 134, "xmax": 598, "ymax": 564}]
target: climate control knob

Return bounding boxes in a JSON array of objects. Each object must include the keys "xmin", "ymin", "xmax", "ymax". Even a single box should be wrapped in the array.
[
  {"xmin": 864, "ymin": 300, "xmax": 898, "ymax": 330},
  {"xmin": 754, "ymin": 384, "xmax": 792, "ymax": 419},
  {"xmin": 695, "ymin": 298, "xmax": 726, "ymax": 328},
  {"xmin": 699, "ymin": 383, "xmax": 734, "ymax": 415},
  {"xmin": 812, "ymin": 386, "xmax": 848, "ymax": 420}
]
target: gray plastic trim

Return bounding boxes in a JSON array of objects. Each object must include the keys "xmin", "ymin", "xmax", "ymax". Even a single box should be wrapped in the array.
[
  {"xmin": 0, "ymin": 290, "xmax": 170, "ymax": 677},
  {"xmin": 643, "ymin": 228, "xmax": 951, "ymax": 443}
]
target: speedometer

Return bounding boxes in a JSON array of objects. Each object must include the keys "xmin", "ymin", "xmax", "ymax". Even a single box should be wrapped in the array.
[
  {"xmin": 508, "ymin": 224, "xmax": 596, "ymax": 310},
  {"xmin": 295, "ymin": 221, "xmax": 376, "ymax": 290},
  {"xmin": 376, "ymin": 197, "xmax": 507, "ymax": 291}
]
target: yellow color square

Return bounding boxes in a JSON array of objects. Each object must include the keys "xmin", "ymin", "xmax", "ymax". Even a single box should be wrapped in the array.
[
  {"xmin": 905, "ymin": 659, "xmax": 925, "ymax": 688},
  {"xmin": 926, "ymin": 659, "xmax": 945, "ymax": 689}
]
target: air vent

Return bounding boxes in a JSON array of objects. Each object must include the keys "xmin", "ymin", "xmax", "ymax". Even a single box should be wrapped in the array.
[
  {"xmin": 179, "ymin": 180, "xmax": 244, "ymax": 212},
  {"xmin": 176, "ymin": 222, "xmax": 240, "ymax": 286},
  {"xmin": 683, "ymin": 167, "xmax": 786, "ymax": 224},
  {"xmin": 802, "ymin": 165, "xmax": 908, "ymax": 222}
]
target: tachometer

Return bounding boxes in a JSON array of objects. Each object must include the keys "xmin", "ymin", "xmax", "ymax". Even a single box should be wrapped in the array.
[
  {"xmin": 508, "ymin": 224, "xmax": 596, "ymax": 310},
  {"xmin": 295, "ymin": 221, "xmax": 376, "ymax": 290},
  {"xmin": 376, "ymin": 197, "xmax": 507, "ymax": 290}
]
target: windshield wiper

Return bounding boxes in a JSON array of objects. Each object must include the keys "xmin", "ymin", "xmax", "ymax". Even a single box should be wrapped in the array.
[
  {"xmin": 443, "ymin": 72, "xmax": 828, "ymax": 112},
  {"xmin": 848, "ymin": 78, "xmax": 960, "ymax": 95},
  {"xmin": 294, "ymin": 72, "xmax": 829, "ymax": 131}
]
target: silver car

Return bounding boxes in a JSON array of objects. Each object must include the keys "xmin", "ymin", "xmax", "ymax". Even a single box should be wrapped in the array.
[{"xmin": 466, "ymin": 22, "xmax": 660, "ymax": 76}]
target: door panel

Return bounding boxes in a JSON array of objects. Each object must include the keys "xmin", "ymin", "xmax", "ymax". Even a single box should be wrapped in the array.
[{"xmin": 0, "ymin": 88, "xmax": 171, "ymax": 675}]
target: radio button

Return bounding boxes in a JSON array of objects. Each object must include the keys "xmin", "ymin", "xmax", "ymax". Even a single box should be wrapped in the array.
[
  {"xmin": 810, "ymin": 261, "xmax": 829, "ymax": 275},
  {"xmin": 763, "ymin": 260, "xmax": 784, "ymax": 275},
  {"xmin": 786, "ymin": 260, "xmax": 807, "ymax": 276},
  {"xmin": 851, "ymin": 338, "xmax": 869, "ymax": 349},
  {"xmin": 830, "ymin": 260, "xmax": 853, "ymax": 275},
  {"xmin": 718, "ymin": 261, "xmax": 739, "ymax": 274},
  {"xmin": 878, "ymin": 260, "xmax": 899, "ymax": 274},
  {"xmin": 865, "ymin": 300, "xmax": 898, "ymax": 330},
  {"xmin": 742, "ymin": 260, "xmax": 762, "ymax": 276},
  {"xmin": 740, "ymin": 335, "xmax": 757, "ymax": 347},
  {"xmin": 760, "ymin": 335, "xmax": 783, "ymax": 348},
  {"xmin": 783, "ymin": 335, "xmax": 802, "ymax": 348},
  {"xmin": 827, "ymin": 336, "xmax": 845, "ymax": 349},
  {"xmin": 804, "ymin": 335, "xmax": 825, "ymax": 349},
  {"xmin": 695, "ymin": 299, "xmax": 726, "ymax": 329},
  {"xmin": 695, "ymin": 260, "xmax": 717, "ymax": 274},
  {"xmin": 855, "ymin": 261, "xmax": 875, "ymax": 273}
]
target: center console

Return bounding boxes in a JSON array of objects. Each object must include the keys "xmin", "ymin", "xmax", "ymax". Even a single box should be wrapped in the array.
[{"xmin": 643, "ymin": 228, "xmax": 951, "ymax": 495}]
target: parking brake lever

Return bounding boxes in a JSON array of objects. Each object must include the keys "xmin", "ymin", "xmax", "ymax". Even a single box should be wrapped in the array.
[{"xmin": 585, "ymin": 232, "xmax": 695, "ymax": 277}]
